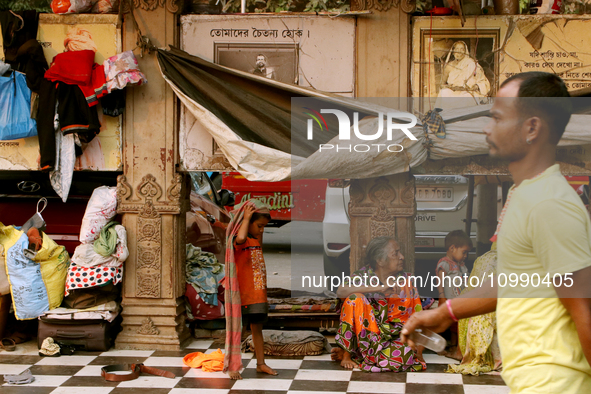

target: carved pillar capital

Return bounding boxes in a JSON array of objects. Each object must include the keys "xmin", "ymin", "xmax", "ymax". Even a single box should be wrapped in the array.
[{"xmin": 349, "ymin": 174, "xmax": 416, "ymax": 273}]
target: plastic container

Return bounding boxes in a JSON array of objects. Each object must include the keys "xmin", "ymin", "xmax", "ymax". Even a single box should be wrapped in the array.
[{"xmin": 409, "ymin": 328, "xmax": 446, "ymax": 353}]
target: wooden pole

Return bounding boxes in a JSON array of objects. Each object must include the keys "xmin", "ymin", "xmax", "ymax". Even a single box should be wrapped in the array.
[
  {"xmin": 465, "ymin": 175, "xmax": 475, "ymax": 236},
  {"xmin": 476, "ymin": 183, "xmax": 498, "ymax": 257}
]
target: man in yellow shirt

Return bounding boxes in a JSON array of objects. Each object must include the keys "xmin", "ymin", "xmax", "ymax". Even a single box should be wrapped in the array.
[{"xmin": 401, "ymin": 72, "xmax": 591, "ymax": 393}]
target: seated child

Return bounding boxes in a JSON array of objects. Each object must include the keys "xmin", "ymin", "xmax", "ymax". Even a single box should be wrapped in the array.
[
  {"xmin": 224, "ymin": 199, "xmax": 278, "ymax": 380},
  {"xmin": 436, "ymin": 229, "xmax": 472, "ymax": 360}
]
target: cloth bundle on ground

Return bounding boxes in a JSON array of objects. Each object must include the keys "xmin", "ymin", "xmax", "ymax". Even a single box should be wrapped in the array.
[
  {"xmin": 185, "ymin": 244, "xmax": 225, "ymax": 321},
  {"xmin": 71, "ymin": 221, "xmax": 128, "ymax": 268},
  {"xmin": 62, "ymin": 281, "xmax": 120, "ymax": 309},
  {"xmin": 79, "ymin": 186, "xmax": 118, "ymax": 243},
  {"xmin": 65, "ymin": 263, "xmax": 123, "ymax": 296},
  {"xmin": 103, "ymin": 50, "xmax": 147, "ymax": 93},
  {"xmin": 185, "ymin": 284, "xmax": 224, "ymax": 321},
  {"xmin": 186, "ymin": 244, "xmax": 224, "ymax": 306},
  {"xmin": 0, "ymin": 222, "xmax": 69, "ymax": 320},
  {"xmin": 183, "ymin": 348, "xmax": 225, "ymax": 372},
  {"xmin": 42, "ymin": 300, "xmax": 119, "ymax": 322},
  {"xmin": 0, "ymin": 71, "xmax": 37, "ymax": 141},
  {"xmin": 241, "ymin": 330, "xmax": 331, "ymax": 357},
  {"xmin": 65, "ymin": 186, "xmax": 124, "ymax": 296}
]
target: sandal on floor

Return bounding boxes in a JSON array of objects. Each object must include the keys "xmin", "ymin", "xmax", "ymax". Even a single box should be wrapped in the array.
[
  {"xmin": 1, "ymin": 338, "xmax": 16, "ymax": 352},
  {"xmin": 7, "ymin": 332, "xmax": 30, "ymax": 345}
]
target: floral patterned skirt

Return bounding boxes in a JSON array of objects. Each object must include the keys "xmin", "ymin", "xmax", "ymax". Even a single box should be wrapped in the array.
[{"xmin": 335, "ymin": 293, "xmax": 426, "ymax": 373}]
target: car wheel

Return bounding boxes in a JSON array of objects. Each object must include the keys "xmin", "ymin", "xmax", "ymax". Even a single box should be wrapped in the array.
[{"xmin": 323, "ymin": 250, "xmax": 351, "ymax": 292}]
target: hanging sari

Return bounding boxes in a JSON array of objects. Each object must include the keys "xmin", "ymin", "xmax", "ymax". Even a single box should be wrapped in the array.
[{"xmin": 335, "ymin": 266, "xmax": 426, "ymax": 373}]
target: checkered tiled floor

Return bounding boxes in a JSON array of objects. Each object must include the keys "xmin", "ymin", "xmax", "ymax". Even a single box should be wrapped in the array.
[{"xmin": 0, "ymin": 337, "xmax": 508, "ymax": 394}]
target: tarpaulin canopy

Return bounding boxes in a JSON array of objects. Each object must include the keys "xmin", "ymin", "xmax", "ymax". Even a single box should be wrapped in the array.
[{"xmin": 157, "ymin": 47, "xmax": 591, "ymax": 181}]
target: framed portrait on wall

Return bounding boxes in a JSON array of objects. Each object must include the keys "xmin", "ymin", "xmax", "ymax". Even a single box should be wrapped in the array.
[
  {"xmin": 416, "ymin": 28, "xmax": 500, "ymax": 113},
  {"xmin": 214, "ymin": 42, "xmax": 299, "ymax": 85}
]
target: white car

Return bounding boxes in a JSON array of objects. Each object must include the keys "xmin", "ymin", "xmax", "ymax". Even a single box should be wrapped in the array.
[{"xmin": 322, "ymin": 175, "xmax": 484, "ymax": 279}]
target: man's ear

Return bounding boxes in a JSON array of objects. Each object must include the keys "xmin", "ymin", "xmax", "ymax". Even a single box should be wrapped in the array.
[{"xmin": 523, "ymin": 116, "xmax": 542, "ymax": 143}]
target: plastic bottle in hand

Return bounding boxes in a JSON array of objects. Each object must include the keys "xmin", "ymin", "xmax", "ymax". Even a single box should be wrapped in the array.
[{"xmin": 409, "ymin": 328, "xmax": 446, "ymax": 353}]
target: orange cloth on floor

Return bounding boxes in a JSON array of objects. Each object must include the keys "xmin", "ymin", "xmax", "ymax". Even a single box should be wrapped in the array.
[{"xmin": 183, "ymin": 348, "xmax": 225, "ymax": 372}]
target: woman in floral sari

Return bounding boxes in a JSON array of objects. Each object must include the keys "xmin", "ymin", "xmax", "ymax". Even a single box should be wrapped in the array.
[
  {"xmin": 447, "ymin": 243, "xmax": 502, "ymax": 375},
  {"xmin": 331, "ymin": 236, "xmax": 426, "ymax": 372}
]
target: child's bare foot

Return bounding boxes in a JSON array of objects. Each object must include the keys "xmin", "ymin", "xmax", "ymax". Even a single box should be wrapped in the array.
[
  {"xmin": 340, "ymin": 350, "xmax": 358, "ymax": 369},
  {"xmin": 331, "ymin": 347, "xmax": 344, "ymax": 361},
  {"xmin": 228, "ymin": 371, "xmax": 242, "ymax": 380},
  {"xmin": 256, "ymin": 363, "xmax": 278, "ymax": 375}
]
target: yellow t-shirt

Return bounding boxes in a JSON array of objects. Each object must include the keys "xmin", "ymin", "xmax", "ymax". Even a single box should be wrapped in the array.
[{"xmin": 497, "ymin": 164, "xmax": 591, "ymax": 394}]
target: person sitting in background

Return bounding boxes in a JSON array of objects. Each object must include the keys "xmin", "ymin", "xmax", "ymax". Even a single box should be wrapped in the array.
[
  {"xmin": 331, "ymin": 236, "xmax": 426, "ymax": 372},
  {"xmin": 436, "ymin": 230, "xmax": 472, "ymax": 360},
  {"xmin": 447, "ymin": 243, "xmax": 502, "ymax": 375}
]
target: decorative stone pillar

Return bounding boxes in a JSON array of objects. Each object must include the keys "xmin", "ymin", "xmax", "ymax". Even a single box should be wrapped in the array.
[
  {"xmin": 115, "ymin": 1, "xmax": 190, "ymax": 350},
  {"xmin": 349, "ymin": 174, "xmax": 416, "ymax": 273}
]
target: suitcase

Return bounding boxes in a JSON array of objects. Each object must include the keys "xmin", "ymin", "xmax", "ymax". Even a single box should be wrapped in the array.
[{"xmin": 38, "ymin": 315, "xmax": 122, "ymax": 352}]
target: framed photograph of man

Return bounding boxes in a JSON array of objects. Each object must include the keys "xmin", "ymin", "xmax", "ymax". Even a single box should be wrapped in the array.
[
  {"xmin": 415, "ymin": 28, "xmax": 500, "ymax": 113},
  {"xmin": 214, "ymin": 43, "xmax": 299, "ymax": 85}
]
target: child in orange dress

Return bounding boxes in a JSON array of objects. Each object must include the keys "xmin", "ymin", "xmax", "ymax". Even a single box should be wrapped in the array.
[{"xmin": 224, "ymin": 200, "xmax": 277, "ymax": 380}]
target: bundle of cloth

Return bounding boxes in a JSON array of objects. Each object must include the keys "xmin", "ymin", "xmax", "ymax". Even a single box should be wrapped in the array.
[
  {"xmin": 184, "ymin": 244, "xmax": 225, "ymax": 321},
  {"xmin": 0, "ymin": 222, "xmax": 69, "ymax": 320},
  {"xmin": 100, "ymin": 50, "xmax": 147, "ymax": 117},
  {"xmin": 64, "ymin": 186, "xmax": 127, "ymax": 299},
  {"xmin": 41, "ymin": 300, "xmax": 120, "ymax": 322}
]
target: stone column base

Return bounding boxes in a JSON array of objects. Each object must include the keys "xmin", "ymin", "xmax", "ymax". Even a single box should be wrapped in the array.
[{"xmin": 115, "ymin": 297, "xmax": 191, "ymax": 351}]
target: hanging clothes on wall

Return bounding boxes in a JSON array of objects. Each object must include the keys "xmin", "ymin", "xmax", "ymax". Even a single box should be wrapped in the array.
[
  {"xmin": 37, "ymin": 80, "xmax": 101, "ymax": 172},
  {"xmin": 45, "ymin": 49, "xmax": 107, "ymax": 106},
  {"xmin": 0, "ymin": 10, "xmax": 39, "ymax": 69},
  {"xmin": 15, "ymin": 38, "xmax": 49, "ymax": 93},
  {"xmin": 103, "ymin": 50, "xmax": 146, "ymax": 93}
]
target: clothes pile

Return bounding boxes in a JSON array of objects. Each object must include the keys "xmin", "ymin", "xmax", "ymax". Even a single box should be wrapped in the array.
[
  {"xmin": 36, "ymin": 186, "xmax": 126, "ymax": 353},
  {"xmin": 66, "ymin": 186, "xmax": 125, "ymax": 296},
  {"xmin": 184, "ymin": 244, "xmax": 226, "ymax": 321},
  {"xmin": 0, "ymin": 13, "xmax": 147, "ymax": 201}
]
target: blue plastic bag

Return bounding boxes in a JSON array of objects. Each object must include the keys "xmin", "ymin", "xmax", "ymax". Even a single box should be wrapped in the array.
[{"xmin": 0, "ymin": 72, "xmax": 37, "ymax": 141}]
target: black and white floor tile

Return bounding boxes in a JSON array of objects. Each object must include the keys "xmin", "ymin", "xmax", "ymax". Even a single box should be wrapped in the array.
[{"xmin": 0, "ymin": 337, "xmax": 508, "ymax": 394}]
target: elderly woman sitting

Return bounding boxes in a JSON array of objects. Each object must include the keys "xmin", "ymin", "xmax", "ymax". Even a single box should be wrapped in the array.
[{"xmin": 331, "ymin": 236, "xmax": 426, "ymax": 372}]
